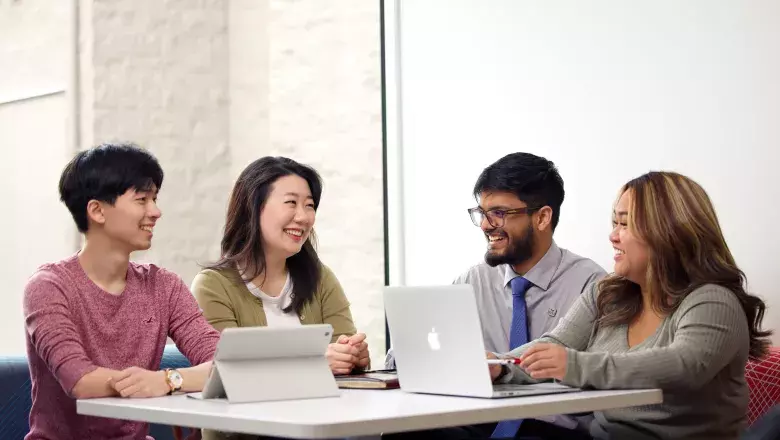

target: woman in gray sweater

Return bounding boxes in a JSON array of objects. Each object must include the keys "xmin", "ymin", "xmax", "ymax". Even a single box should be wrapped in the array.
[{"xmin": 492, "ymin": 171, "xmax": 772, "ymax": 439}]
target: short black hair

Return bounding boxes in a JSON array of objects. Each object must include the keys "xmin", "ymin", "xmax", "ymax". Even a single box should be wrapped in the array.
[
  {"xmin": 473, "ymin": 152, "xmax": 565, "ymax": 231},
  {"xmin": 58, "ymin": 143, "xmax": 164, "ymax": 232}
]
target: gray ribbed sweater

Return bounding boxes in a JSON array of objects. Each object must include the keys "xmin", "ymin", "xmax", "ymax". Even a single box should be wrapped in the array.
[{"xmin": 499, "ymin": 283, "xmax": 750, "ymax": 440}]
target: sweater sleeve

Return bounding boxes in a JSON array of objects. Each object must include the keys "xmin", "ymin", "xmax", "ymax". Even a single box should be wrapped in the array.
[
  {"xmin": 318, "ymin": 265, "xmax": 357, "ymax": 342},
  {"xmin": 191, "ymin": 270, "xmax": 240, "ymax": 332},
  {"xmin": 23, "ymin": 270, "xmax": 98, "ymax": 396},
  {"xmin": 563, "ymin": 285, "xmax": 748, "ymax": 390},
  {"xmin": 166, "ymin": 272, "xmax": 221, "ymax": 365},
  {"xmin": 498, "ymin": 282, "xmax": 600, "ymax": 384}
]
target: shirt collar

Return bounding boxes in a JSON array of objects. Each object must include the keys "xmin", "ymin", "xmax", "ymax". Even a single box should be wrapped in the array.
[{"xmin": 502, "ymin": 241, "xmax": 563, "ymax": 291}]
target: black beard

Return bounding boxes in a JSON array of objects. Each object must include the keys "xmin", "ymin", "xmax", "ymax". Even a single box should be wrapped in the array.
[{"xmin": 484, "ymin": 223, "xmax": 535, "ymax": 267}]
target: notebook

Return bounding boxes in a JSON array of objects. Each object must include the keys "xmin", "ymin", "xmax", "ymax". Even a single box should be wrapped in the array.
[{"xmin": 335, "ymin": 370, "xmax": 400, "ymax": 390}]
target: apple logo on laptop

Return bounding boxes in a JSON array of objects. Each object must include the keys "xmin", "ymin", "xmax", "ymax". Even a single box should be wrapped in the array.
[{"xmin": 427, "ymin": 327, "xmax": 441, "ymax": 351}]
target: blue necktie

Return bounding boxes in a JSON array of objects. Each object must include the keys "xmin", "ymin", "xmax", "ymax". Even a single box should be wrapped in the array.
[{"xmin": 491, "ymin": 276, "xmax": 532, "ymax": 439}]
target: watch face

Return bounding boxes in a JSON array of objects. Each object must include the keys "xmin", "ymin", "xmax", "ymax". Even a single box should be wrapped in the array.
[{"xmin": 169, "ymin": 370, "xmax": 183, "ymax": 388}]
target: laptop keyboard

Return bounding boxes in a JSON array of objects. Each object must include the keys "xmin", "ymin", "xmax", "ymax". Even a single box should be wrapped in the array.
[
  {"xmin": 493, "ymin": 384, "xmax": 529, "ymax": 392},
  {"xmin": 493, "ymin": 382, "xmax": 575, "ymax": 392}
]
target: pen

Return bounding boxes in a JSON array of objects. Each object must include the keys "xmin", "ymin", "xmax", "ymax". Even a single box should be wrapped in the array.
[{"xmin": 487, "ymin": 358, "xmax": 521, "ymax": 365}]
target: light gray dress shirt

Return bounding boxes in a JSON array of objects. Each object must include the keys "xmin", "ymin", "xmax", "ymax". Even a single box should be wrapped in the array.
[{"xmin": 457, "ymin": 241, "xmax": 606, "ymax": 355}]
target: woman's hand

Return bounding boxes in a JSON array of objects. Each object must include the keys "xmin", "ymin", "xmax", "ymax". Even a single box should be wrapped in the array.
[
  {"xmin": 347, "ymin": 333, "xmax": 370, "ymax": 369},
  {"xmin": 326, "ymin": 335, "xmax": 359, "ymax": 375},
  {"xmin": 519, "ymin": 343, "xmax": 568, "ymax": 380}
]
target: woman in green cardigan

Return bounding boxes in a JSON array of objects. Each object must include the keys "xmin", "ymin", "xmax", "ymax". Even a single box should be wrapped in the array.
[{"xmin": 192, "ymin": 156, "xmax": 369, "ymax": 378}]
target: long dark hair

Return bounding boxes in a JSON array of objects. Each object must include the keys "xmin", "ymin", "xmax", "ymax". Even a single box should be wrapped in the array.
[
  {"xmin": 597, "ymin": 171, "xmax": 772, "ymax": 359},
  {"xmin": 206, "ymin": 156, "xmax": 323, "ymax": 314}
]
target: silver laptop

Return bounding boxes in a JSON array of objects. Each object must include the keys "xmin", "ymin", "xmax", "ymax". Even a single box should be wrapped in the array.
[{"xmin": 384, "ymin": 284, "xmax": 580, "ymax": 399}]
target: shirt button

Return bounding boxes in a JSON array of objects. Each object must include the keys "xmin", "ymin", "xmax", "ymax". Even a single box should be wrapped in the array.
[
  {"xmin": 291, "ymin": 293, "xmax": 296, "ymax": 298},
  {"xmin": 300, "ymin": 314, "xmax": 306, "ymax": 320}
]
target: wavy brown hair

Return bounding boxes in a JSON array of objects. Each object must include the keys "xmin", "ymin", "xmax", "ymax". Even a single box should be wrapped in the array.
[{"xmin": 596, "ymin": 171, "xmax": 771, "ymax": 359}]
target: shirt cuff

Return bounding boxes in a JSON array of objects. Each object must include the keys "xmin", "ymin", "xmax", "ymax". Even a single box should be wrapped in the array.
[
  {"xmin": 58, "ymin": 360, "xmax": 99, "ymax": 397},
  {"xmin": 563, "ymin": 347, "xmax": 582, "ymax": 387}
]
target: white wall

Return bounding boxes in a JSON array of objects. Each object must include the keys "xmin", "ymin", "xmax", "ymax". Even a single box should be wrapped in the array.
[
  {"xmin": 387, "ymin": 0, "xmax": 780, "ymax": 342},
  {"xmin": 0, "ymin": 0, "xmax": 74, "ymax": 354},
  {"xmin": 0, "ymin": 0, "xmax": 68, "ymax": 100},
  {"xmin": 0, "ymin": 95, "xmax": 74, "ymax": 355}
]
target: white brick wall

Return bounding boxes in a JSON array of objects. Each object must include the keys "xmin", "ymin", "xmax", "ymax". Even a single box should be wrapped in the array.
[
  {"xmin": 1, "ymin": 0, "xmax": 385, "ymax": 361},
  {"xmin": 268, "ymin": 0, "xmax": 385, "ymax": 364},
  {"xmin": 228, "ymin": 0, "xmax": 270, "ymax": 180},
  {"xmin": 85, "ymin": 0, "xmax": 233, "ymax": 285}
]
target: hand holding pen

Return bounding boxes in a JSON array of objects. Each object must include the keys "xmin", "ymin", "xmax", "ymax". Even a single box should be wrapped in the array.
[{"xmin": 487, "ymin": 343, "xmax": 568, "ymax": 382}]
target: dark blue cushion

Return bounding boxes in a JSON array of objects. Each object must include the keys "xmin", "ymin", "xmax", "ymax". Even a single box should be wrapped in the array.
[
  {"xmin": 0, "ymin": 345, "xmax": 193, "ymax": 440},
  {"xmin": 159, "ymin": 344, "xmax": 192, "ymax": 370},
  {"xmin": 0, "ymin": 355, "xmax": 33, "ymax": 440},
  {"xmin": 742, "ymin": 403, "xmax": 780, "ymax": 440}
]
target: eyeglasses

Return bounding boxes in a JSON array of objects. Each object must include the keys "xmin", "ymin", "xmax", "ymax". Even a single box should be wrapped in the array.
[{"xmin": 467, "ymin": 206, "xmax": 539, "ymax": 228}]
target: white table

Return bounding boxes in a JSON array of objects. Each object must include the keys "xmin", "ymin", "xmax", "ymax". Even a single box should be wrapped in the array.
[{"xmin": 78, "ymin": 388, "xmax": 662, "ymax": 439}]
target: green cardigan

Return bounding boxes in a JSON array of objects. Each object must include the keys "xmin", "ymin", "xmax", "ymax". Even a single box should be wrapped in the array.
[
  {"xmin": 191, "ymin": 265, "xmax": 358, "ymax": 342},
  {"xmin": 191, "ymin": 265, "xmax": 360, "ymax": 440}
]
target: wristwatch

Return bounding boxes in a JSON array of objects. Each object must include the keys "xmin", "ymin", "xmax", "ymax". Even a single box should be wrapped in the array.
[{"xmin": 164, "ymin": 368, "xmax": 183, "ymax": 395}]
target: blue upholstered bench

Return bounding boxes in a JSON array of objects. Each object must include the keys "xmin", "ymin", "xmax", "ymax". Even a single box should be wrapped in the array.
[{"xmin": 0, "ymin": 345, "xmax": 192, "ymax": 440}]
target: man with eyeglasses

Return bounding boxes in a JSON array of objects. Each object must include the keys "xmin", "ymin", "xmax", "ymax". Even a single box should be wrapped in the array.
[{"xmin": 385, "ymin": 152, "xmax": 605, "ymax": 440}]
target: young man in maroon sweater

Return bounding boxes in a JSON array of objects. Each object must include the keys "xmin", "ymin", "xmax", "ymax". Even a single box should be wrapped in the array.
[{"xmin": 23, "ymin": 143, "xmax": 221, "ymax": 440}]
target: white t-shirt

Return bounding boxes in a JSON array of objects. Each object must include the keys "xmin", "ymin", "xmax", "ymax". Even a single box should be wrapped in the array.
[{"xmin": 245, "ymin": 275, "xmax": 302, "ymax": 327}]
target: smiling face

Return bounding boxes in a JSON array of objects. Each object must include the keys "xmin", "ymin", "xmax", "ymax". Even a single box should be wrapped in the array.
[
  {"xmin": 610, "ymin": 190, "xmax": 650, "ymax": 285},
  {"xmin": 89, "ymin": 185, "xmax": 162, "ymax": 252},
  {"xmin": 259, "ymin": 174, "xmax": 316, "ymax": 259},
  {"xmin": 478, "ymin": 191, "xmax": 537, "ymax": 267}
]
